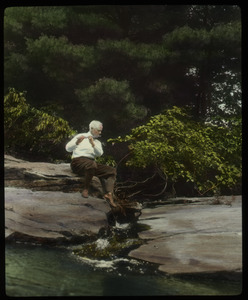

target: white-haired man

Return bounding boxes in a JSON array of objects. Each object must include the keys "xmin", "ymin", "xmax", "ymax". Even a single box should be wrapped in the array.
[{"xmin": 65, "ymin": 120, "xmax": 117, "ymax": 207}]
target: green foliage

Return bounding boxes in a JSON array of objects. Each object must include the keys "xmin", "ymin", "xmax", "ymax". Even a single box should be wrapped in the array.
[
  {"xmin": 161, "ymin": 10, "xmax": 241, "ymax": 118},
  {"xmin": 97, "ymin": 38, "xmax": 170, "ymax": 62},
  {"xmin": 108, "ymin": 106, "xmax": 241, "ymax": 195},
  {"xmin": 163, "ymin": 21, "xmax": 241, "ymax": 59},
  {"xmin": 75, "ymin": 78, "xmax": 147, "ymax": 135},
  {"xmin": 4, "ymin": 5, "xmax": 241, "ymax": 135},
  {"xmin": 4, "ymin": 6, "xmax": 67, "ymax": 36},
  {"xmin": 95, "ymin": 155, "xmax": 117, "ymax": 167},
  {"xmin": 3, "ymin": 5, "xmax": 241, "ymax": 186},
  {"xmin": 4, "ymin": 88, "xmax": 76, "ymax": 160},
  {"xmin": 25, "ymin": 35, "xmax": 95, "ymax": 82}
]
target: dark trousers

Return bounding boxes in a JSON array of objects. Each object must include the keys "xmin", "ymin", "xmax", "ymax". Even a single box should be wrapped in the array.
[{"xmin": 71, "ymin": 156, "xmax": 116, "ymax": 193}]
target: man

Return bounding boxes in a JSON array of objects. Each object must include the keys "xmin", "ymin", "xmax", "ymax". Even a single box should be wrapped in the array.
[{"xmin": 65, "ymin": 120, "xmax": 117, "ymax": 207}]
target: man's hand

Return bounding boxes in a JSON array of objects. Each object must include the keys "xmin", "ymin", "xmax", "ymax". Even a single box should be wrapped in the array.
[
  {"xmin": 88, "ymin": 136, "xmax": 95, "ymax": 147},
  {"xmin": 76, "ymin": 135, "xmax": 85, "ymax": 145}
]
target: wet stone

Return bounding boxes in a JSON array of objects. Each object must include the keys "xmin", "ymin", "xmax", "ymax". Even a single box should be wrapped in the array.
[{"xmin": 129, "ymin": 197, "xmax": 242, "ymax": 276}]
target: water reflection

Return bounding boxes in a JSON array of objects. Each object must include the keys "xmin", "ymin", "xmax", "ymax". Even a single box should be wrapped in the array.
[{"xmin": 5, "ymin": 243, "xmax": 242, "ymax": 297}]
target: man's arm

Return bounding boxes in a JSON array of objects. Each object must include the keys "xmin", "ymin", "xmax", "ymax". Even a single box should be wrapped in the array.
[
  {"xmin": 65, "ymin": 134, "xmax": 84, "ymax": 152},
  {"xmin": 88, "ymin": 137, "xmax": 103, "ymax": 157}
]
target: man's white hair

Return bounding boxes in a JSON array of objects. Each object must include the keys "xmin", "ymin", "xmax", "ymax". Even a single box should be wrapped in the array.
[{"xmin": 89, "ymin": 120, "xmax": 103, "ymax": 131}]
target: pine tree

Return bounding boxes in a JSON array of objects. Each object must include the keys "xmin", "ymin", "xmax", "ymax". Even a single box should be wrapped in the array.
[{"xmin": 4, "ymin": 5, "xmax": 241, "ymax": 136}]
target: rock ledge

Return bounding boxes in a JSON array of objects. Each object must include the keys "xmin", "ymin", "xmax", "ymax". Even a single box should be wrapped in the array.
[
  {"xmin": 129, "ymin": 197, "xmax": 242, "ymax": 276},
  {"xmin": 5, "ymin": 187, "xmax": 110, "ymax": 244}
]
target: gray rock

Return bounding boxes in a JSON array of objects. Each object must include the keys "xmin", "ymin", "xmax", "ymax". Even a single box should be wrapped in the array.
[
  {"xmin": 5, "ymin": 187, "xmax": 110, "ymax": 244},
  {"xmin": 129, "ymin": 197, "xmax": 242, "ymax": 275},
  {"xmin": 4, "ymin": 154, "xmax": 103, "ymax": 194},
  {"xmin": 5, "ymin": 155, "xmax": 242, "ymax": 276},
  {"xmin": 4, "ymin": 155, "xmax": 141, "ymax": 244}
]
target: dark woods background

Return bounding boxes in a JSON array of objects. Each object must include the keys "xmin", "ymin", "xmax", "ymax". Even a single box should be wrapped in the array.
[{"xmin": 4, "ymin": 5, "xmax": 242, "ymax": 196}]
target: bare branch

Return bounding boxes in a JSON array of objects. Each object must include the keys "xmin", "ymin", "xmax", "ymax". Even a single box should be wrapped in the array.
[{"xmin": 143, "ymin": 180, "xmax": 168, "ymax": 197}]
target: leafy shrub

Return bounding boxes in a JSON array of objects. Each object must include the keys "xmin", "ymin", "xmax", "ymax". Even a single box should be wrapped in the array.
[
  {"xmin": 4, "ymin": 88, "xmax": 76, "ymax": 161},
  {"xmin": 95, "ymin": 155, "xmax": 117, "ymax": 167},
  {"xmin": 108, "ymin": 106, "xmax": 241, "ymax": 195}
]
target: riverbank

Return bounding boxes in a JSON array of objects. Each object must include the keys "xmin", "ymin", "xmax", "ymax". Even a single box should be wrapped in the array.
[
  {"xmin": 129, "ymin": 196, "xmax": 242, "ymax": 277},
  {"xmin": 5, "ymin": 187, "xmax": 110, "ymax": 244},
  {"xmin": 4, "ymin": 154, "xmax": 242, "ymax": 279}
]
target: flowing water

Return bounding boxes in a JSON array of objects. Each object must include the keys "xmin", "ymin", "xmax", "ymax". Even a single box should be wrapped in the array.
[{"xmin": 5, "ymin": 242, "xmax": 242, "ymax": 297}]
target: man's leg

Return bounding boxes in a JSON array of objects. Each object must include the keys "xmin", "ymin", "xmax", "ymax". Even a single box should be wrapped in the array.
[
  {"xmin": 71, "ymin": 157, "xmax": 97, "ymax": 197},
  {"xmin": 82, "ymin": 169, "xmax": 95, "ymax": 197},
  {"xmin": 95, "ymin": 163, "xmax": 117, "ymax": 206}
]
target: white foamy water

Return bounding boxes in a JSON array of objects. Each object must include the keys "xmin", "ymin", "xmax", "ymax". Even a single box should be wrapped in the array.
[
  {"xmin": 77, "ymin": 256, "xmax": 139, "ymax": 270},
  {"xmin": 114, "ymin": 222, "xmax": 130, "ymax": 229},
  {"xmin": 95, "ymin": 238, "xmax": 109, "ymax": 250}
]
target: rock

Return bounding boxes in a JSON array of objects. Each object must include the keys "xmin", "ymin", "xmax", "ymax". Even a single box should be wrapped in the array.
[
  {"xmin": 129, "ymin": 196, "xmax": 242, "ymax": 276},
  {"xmin": 5, "ymin": 187, "xmax": 110, "ymax": 244},
  {"xmin": 4, "ymin": 155, "xmax": 142, "ymax": 244},
  {"xmin": 4, "ymin": 155, "xmax": 142, "ymax": 223},
  {"xmin": 4, "ymin": 154, "xmax": 103, "ymax": 194},
  {"xmin": 6, "ymin": 154, "xmax": 242, "ymax": 277}
]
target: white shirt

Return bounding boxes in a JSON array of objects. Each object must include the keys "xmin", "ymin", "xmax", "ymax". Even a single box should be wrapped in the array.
[{"xmin": 65, "ymin": 131, "xmax": 103, "ymax": 159}]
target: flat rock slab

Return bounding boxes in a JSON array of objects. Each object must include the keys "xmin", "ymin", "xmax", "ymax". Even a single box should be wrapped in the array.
[
  {"xmin": 129, "ymin": 196, "xmax": 242, "ymax": 275},
  {"xmin": 4, "ymin": 154, "xmax": 103, "ymax": 193},
  {"xmin": 4, "ymin": 154, "xmax": 74, "ymax": 179},
  {"xmin": 5, "ymin": 187, "xmax": 110, "ymax": 244}
]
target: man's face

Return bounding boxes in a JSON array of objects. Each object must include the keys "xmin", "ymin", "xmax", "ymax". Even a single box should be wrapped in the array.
[{"xmin": 91, "ymin": 128, "xmax": 102, "ymax": 137}]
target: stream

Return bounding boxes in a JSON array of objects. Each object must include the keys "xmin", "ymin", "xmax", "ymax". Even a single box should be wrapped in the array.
[{"xmin": 5, "ymin": 238, "xmax": 242, "ymax": 296}]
